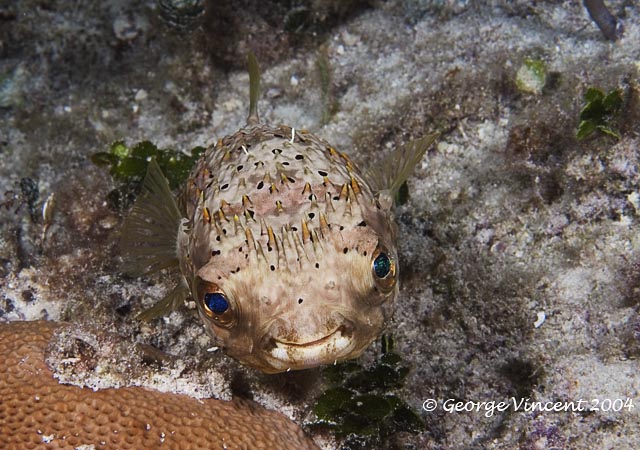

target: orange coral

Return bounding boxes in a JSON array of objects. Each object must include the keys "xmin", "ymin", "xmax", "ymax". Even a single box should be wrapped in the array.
[{"xmin": 0, "ymin": 321, "xmax": 319, "ymax": 450}]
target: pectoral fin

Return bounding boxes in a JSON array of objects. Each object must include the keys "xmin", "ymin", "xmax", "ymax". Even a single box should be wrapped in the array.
[
  {"xmin": 119, "ymin": 158, "xmax": 184, "ymax": 276},
  {"xmin": 364, "ymin": 132, "xmax": 439, "ymax": 208},
  {"xmin": 137, "ymin": 279, "xmax": 190, "ymax": 321}
]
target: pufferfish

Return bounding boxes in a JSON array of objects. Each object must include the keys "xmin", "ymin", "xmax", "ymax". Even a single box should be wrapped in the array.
[{"xmin": 121, "ymin": 55, "xmax": 438, "ymax": 373}]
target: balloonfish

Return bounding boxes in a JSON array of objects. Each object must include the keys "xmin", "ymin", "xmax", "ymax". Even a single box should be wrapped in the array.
[{"xmin": 121, "ymin": 55, "xmax": 438, "ymax": 373}]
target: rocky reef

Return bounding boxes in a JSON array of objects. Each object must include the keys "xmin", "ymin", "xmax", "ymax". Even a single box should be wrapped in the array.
[{"xmin": 1, "ymin": 1, "xmax": 639, "ymax": 448}]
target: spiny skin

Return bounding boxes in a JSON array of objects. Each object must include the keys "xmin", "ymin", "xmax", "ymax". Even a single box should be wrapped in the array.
[
  {"xmin": 0, "ymin": 321, "xmax": 320, "ymax": 450},
  {"xmin": 181, "ymin": 123, "xmax": 398, "ymax": 373}
]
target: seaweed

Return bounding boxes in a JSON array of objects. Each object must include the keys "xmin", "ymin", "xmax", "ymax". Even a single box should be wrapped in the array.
[
  {"xmin": 576, "ymin": 87, "xmax": 623, "ymax": 140},
  {"xmin": 310, "ymin": 335, "xmax": 424, "ymax": 448},
  {"xmin": 91, "ymin": 140, "xmax": 204, "ymax": 210}
]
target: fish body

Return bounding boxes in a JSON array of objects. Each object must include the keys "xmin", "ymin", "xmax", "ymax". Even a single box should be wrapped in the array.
[{"xmin": 122, "ymin": 56, "xmax": 438, "ymax": 373}]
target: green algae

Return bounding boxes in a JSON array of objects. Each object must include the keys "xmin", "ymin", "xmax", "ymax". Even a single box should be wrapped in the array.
[
  {"xmin": 92, "ymin": 141, "xmax": 203, "ymax": 209},
  {"xmin": 576, "ymin": 87, "xmax": 623, "ymax": 140},
  {"xmin": 515, "ymin": 58, "xmax": 547, "ymax": 95},
  {"xmin": 311, "ymin": 335, "xmax": 423, "ymax": 447}
]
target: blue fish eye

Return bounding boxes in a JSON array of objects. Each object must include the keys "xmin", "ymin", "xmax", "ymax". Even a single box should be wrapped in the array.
[
  {"xmin": 373, "ymin": 253, "xmax": 392, "ymax": 278},
  {"xmin": 204, "ymin": 292, "xmax": 229, "ymax": 315}
]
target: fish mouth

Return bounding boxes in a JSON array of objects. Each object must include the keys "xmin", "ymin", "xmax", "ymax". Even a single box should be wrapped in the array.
[
  {"xmin": 264, "ymin": 323, "xmax": 355, "ymax": 370},
  {"xmin": 276, "ymin": 324, "xmax": 351, "ymax": 348}
]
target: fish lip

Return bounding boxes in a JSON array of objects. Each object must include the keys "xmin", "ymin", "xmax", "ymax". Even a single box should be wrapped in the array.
[
  {"xmin": 259, "ymin": 320, "xmax": 357, "ymax": 371},
  {"xmin": 255, "ymin": 314, "xmax": 359, "ymax": 373},
  {"xmin": 274, "ymin": 323, "xmax": 351, "ymax": 348}
]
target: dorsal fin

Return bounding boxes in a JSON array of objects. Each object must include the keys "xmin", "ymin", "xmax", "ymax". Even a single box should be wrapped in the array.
[{"xmin": 247, "ymin": 52, "xmax": 260, "ymax": 125}]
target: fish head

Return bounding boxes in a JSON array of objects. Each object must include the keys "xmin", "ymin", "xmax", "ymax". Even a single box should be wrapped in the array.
[{"xmin": 192, "ymin": 220, "xmax": 398, "ymax": 373}]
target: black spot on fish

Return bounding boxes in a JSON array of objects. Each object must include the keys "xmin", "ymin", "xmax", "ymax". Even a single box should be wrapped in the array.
[
  {"xmin": 257, "ymin": 181, "xmax": 264, "ymax": 189},
  {"xmin": 295, "ymin": 154, "xmax": 304, "ymax": 160},
  {"xmin": 270, "ymin": 265, "xmax": 275, "ymax": 271},
  {"xmin": 358, "ymin": 221, "xmax": 367, "ymax": 227},
  {"xmin": 212, "ymin": 250, "xmax": 221, "ymax": 256},
  {"xmin": 318, "ymin": 170, "xmax": 328, "ymax": 177},
  {"xmin": 343, "ymin": 247, "xmax": 348, "ymax": 254}
]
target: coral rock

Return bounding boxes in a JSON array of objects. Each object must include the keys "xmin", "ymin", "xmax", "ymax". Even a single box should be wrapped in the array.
[{"xmin": 0, "ymin": 321, "xmax": 319, "ymax": 450}]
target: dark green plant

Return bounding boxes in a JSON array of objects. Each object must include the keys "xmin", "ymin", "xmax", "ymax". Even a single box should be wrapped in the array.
[
  {"xmin": 576, "ymin": 87, "xmax": 623, "ymax": 140},
  {"xmin": 310, "ymin": 335, "xmax": 424, "ymax": 448},
  {"xmin": 92, "ymin": 140, "xmax": 204, "ymax": 209},
  {"xmin": 395, "ymin": 181, "xmax": 409, "ymax": 206}
]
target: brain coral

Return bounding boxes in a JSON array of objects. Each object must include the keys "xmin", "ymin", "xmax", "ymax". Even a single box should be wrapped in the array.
[{"xmin": 0, "ymin": 321, "xmax": 319, "ymax": 450}]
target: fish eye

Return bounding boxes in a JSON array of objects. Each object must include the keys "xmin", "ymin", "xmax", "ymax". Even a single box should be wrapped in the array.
[
  {"xmin": 371, "ymin": 246, "xmax": 396, "ymax": 293},
  {"xmin": 204, "ymin": 292, "xmax": 229, "ymax": 315},
  {"xmin": 197, "ymin": 279, "xmax": 236, "ymax": 327},
  {"xmin": 373, "ymin": 253, "xmax": 392, "ymax": 278}
]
